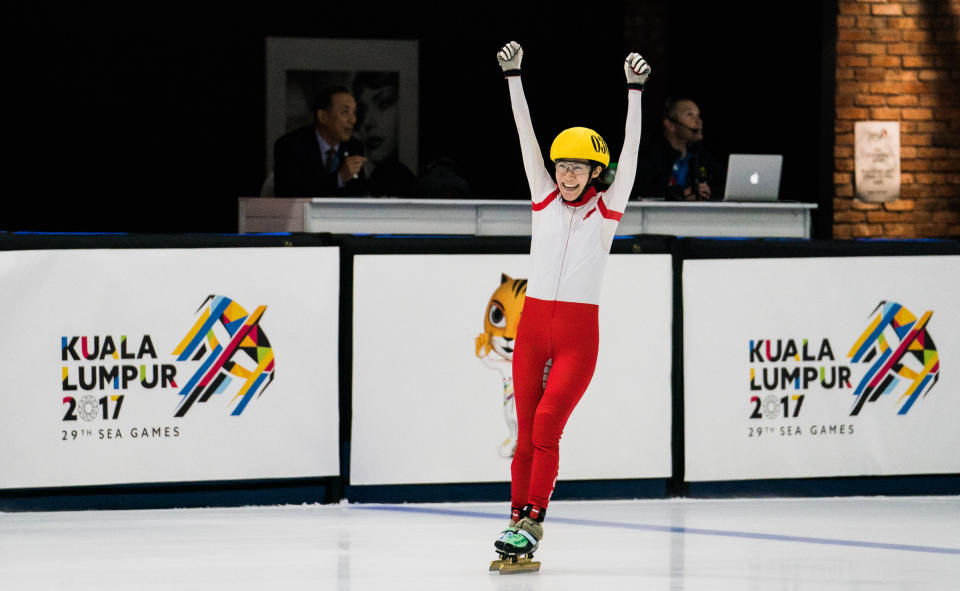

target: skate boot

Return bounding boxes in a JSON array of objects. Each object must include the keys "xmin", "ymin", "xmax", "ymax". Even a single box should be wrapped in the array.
[
  {"xmin": 489, "ymin": 524, "xmax": 517, "ymax": 571},
  {"xmin": 490, "ymin": 507, "xmax": 522, "ymax": 571},
  {"xmin": 491, "ymin": 505, "xmax": 543, "ymax": 575},
  {"xmin": 501, "ymin": 517, "xmax": 541, "ymax": 554},
  {"xmin": 493, "ymin": 521, "xmax": 517, "ymax": 552}
]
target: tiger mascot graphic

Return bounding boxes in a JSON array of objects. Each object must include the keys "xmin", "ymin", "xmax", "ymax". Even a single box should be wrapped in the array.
[{"xmin": 475, "ymin": 273, "xmax": 527, "ymax": 459}]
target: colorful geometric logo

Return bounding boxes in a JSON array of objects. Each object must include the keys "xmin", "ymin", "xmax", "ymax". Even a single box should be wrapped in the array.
[
  {"xmin": 847, "ymin": 301, "xmax": 939, "ymax": 416},
  {"xmin": 172, "ymin": 295, "xmax": 275, "ymax": 417}
]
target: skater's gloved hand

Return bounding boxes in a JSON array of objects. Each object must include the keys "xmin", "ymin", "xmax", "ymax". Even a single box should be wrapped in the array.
[
  {"xmin": 476, "ymin": 333, "xmax": 491, "ymax": 357},
  {"xmin": 497, "ymin": 41, "xmax": 523, "ymax": 75},
  {"xmin": 624, "ymin": 53, "xmax": 651, "ymax": 89}
]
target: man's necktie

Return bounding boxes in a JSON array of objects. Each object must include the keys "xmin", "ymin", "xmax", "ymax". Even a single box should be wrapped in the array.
[{"xmin": 326, "ymin": 148, "xmax": 340, "ymax": 173}]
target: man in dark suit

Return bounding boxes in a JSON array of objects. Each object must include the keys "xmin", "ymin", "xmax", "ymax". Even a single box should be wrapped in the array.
[{"xmin": 273, "ymin": 86, "xmax": 369, "ymax": 197}]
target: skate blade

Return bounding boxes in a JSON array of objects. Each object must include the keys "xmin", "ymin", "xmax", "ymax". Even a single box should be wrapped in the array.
[
  {"xmin": 489, "ymin": 559, "xmax": 504, "ymax": 571},
  {"xmin": 498, "ymin": 558, "xmax": 540, "ymax": 575}
]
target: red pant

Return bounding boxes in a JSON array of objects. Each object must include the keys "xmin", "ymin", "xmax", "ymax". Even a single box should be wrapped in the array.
[{"xmin": 510, "ymin": 297, "xmax": 599, "ymax": 509}]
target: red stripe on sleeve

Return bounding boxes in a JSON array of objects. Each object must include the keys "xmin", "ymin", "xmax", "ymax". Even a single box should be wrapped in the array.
[
  {"xmin": 596, "ymin": 196, "xmax": 623, "ymax": 221},
  {"xmin": 532, "ymin": 190, "xmax": 559, "ymax": 211}
]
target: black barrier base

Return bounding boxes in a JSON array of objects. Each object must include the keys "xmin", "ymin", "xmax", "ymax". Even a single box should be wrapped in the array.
[
  {"xmin": 345, "ymin": 479, "xmax": 668, "ymax": 505},
  {"xmin": 0, "ymin": 478, "xmax": 333, "ymax": 513},
  {"xmin": 686, "ymin": 474, "xmax": 960, "ymax": 498},
  {"xmin": 553, "ymin": 478, "xmax": 668, "ymax": 501}
]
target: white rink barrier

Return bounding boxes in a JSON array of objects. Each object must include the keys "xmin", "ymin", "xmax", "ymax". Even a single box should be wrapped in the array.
[
  {"xmin": 350, "ymin": 254, "xmax": 674, "ymax": 485},
  {"xmin": 684, "ymin": 255, "xmax": 960, "ymax": 482},
  {"xmin": 0, "ymin": 247, "xmax": 342, "ymax": 489},
  {"xmin": 2, "ymin": 234, "xmax": 958, "ymax": 501}
]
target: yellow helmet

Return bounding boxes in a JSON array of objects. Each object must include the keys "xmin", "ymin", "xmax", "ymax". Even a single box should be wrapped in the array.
[{"xmin": 549, "ymin": 127, "xmax": 610, "ymax": 167}]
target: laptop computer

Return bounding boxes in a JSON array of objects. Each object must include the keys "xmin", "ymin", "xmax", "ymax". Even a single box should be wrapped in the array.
[{"xmin": 722, "ymin": 154, "xmax": 783, "ymax": 201}]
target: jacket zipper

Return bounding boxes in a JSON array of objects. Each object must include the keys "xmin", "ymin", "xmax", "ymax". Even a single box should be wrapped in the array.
[{"xmin": 553, "ymin": 207, "xmax": 575, "ymax": 317}]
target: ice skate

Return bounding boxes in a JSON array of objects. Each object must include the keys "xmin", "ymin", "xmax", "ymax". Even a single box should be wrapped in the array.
[
  {"xmin": 489, "ymin": 517, "xmax": 518, "ymax": 571},
  {"xmin": 489, "ymin": 531, "xmax": 514, "ymax": 570},
  {"xmin": 491, "ymin": 546, "xmax": 541, "ymax": 574},
  {"xmin": 494, "ymin": 552, "xmax": 541, "ymax": 574},
  {"xmin": 490, "ymin": 516, "xmax": 542, "ymax": 574},
  {"xmin": 501, "ymin": 517, "xmax": 541, "ymax": 554},
  {"xmin": 493, "ymin": 525, "xmax": 517, "ymax": 552}
]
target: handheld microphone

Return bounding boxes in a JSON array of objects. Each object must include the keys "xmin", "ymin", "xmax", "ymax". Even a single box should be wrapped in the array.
[{"xmin": 344, "ymin": 151, "xmax": 359, "ymax": 179}]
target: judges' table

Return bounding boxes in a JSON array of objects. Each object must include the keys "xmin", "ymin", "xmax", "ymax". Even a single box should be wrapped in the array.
[{"xmin": 238, "ymin": 198, "xmax": 817, "ymax": 238}]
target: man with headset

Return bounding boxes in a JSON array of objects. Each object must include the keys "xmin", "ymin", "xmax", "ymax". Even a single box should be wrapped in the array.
[{"xmin": 631, "ymin": 97, "xmax": 723, "ymax": 201}]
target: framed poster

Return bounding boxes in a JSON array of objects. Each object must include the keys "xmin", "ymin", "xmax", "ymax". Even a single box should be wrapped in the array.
[{"xmin": 265, "ymin": 37, "xmax": 419, "ymax": 183}]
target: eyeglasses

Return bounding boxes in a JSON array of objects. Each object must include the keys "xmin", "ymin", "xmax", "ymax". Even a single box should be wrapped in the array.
[{"xmin": 555, "ymin": 161, "xmax": 592, "ymax": 176}]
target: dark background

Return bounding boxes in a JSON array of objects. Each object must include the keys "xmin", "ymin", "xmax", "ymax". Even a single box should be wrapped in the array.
[{"xmin": 3, "ymin": 1, "xmax": 834, "ymax": 235}]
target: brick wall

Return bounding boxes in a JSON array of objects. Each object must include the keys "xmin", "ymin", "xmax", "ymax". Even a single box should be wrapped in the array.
[{"xmin": 834, "ymin": 0, "xmax": 960, "ymax": 239}]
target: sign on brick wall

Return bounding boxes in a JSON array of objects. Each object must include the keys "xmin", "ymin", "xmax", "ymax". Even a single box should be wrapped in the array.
[{"xmin": 855, "ymin": 121, "xmax": 900, "ymax": 203}]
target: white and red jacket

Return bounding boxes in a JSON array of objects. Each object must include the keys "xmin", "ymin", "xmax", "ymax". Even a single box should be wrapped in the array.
[{"xmin": 507, "ymin": 76, "xmax": 643, "ymax": 305}]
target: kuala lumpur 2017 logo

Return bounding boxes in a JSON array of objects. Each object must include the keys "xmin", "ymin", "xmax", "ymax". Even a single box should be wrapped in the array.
[
  {"xmin": 172, "ymin": 295, "xmax": 276, "ymax": 417},
  {"xmin": 746, "ymin": 300, "xmax": 939, "ymax": 429},
  {"xmin": 60, "ymin": 295, "xmax": 276, "ymax": 431},
  {"xmin": 846, "ymin": 300, "xmax": 939, "ymax": 416}
]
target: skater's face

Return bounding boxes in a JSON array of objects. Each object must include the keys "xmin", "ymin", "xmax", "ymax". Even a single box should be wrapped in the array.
[{"xmin": 555, "ymin": 159, "xmax": 601, "ymax": 201}]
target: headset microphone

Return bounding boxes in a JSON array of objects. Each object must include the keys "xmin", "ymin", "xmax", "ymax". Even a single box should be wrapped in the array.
[{"xmin": 669, "ymin": 117, "xmax": 701, "ymax": 134}]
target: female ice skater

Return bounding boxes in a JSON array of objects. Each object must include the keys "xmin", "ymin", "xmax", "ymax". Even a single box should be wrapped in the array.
[{"xmin": 491, "ymin": 41, "xmax": 650, "ymax": 571}]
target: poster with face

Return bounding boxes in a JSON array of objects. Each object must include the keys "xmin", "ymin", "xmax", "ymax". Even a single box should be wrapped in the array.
[
  {"xmin": 284, "ymin": 70, "xmax": 399, "ymax": 179},
  {"xmin": 350, "ymin": 71, "xmax": 399, "ymax": 170},
  {"xmin": 265, "ymin": 38, "xmax": 417, "ymax": 184}
]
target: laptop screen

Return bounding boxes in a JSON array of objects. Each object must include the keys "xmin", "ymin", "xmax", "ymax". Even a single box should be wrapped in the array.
[{"xmin": 722, "ymin": 154, "xmax": 783, "ymax": 202}]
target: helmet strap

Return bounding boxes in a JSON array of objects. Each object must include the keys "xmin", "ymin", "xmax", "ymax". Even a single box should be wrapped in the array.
[{"xmin": 571, "ymin": 185, "xmax": 590, "ymax": 203}]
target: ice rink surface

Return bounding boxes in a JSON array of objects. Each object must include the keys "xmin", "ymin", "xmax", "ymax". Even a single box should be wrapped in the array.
[{"xmin": 1, "ymin": 496, "xmax": 958, "ymax": 590}]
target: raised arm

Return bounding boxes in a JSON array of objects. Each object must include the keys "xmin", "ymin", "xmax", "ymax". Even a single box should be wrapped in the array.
[
  {"xmin": 604, "ymin": 53, "xmax": 651, "ymax": 214},
  {"xmin": 498, "ymin": 41, "xmax": 555, "ymax": 200}
]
